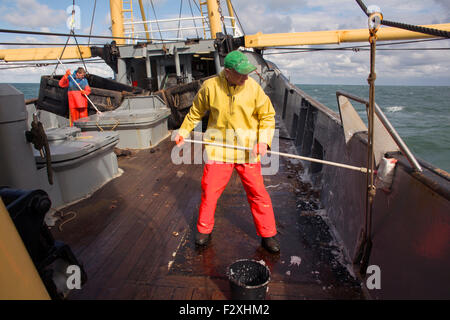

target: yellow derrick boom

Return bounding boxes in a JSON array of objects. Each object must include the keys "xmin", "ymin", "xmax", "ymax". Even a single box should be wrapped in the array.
[
  {"xmin": 245, "ymin": 23, "xmax": 450, "ymax": 48},
  {"xmin": 0, "ymin": 46, "xmax": 91, "ymax": 62},
  {"xmin": 0, "ymin": 199, "xmax": 50, "ymax": 300}
]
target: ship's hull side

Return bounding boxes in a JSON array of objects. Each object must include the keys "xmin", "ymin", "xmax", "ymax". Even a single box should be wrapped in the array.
[{"xmin": 265, "ymin": 60, "xmax": 450, "ymax": 299}]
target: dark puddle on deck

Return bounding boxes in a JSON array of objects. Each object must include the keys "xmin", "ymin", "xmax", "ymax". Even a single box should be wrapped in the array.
[{"xmin": 168, "ymin": 153, "xmax": 363, "ymax": 299}]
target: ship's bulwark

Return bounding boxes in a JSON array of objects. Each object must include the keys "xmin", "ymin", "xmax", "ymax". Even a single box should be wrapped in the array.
[
  {"xmin": 267, "ymin": 61, "xmax": 450, "ymax": 299},
  {"xmin": 50, "ymin": 134, "xmax": 364, "ymax": 299}
]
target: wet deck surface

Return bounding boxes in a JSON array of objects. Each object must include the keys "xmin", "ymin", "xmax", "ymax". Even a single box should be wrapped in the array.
[{"xmin": 50, "ymin": 121, "xmax": 364, "ymax": 300}]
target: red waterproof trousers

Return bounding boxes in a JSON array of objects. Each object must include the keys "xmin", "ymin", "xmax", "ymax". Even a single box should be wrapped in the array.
[
  {"xmin": 59, "ymin": 76, "xmax": 91, "ymax": 126},
  {"xmin": 68, "ymin": 91, "xmax": 89, "ymax": 125},
  {"xmin": 197, "ymin": 161, "xmax": 277, "ymax": 238}
]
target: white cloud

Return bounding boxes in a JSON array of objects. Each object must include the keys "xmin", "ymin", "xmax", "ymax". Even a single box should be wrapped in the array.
[
  {"xmin": 232, "ymin": 0, "xmax": 450, "ymax": 85},
  {"xmin": 2, "ymin": 0, "xmax": 67, "ymax": 29},
  {"xmin": 1, "ymin": 0, "xmax": 448, "ymax": 85}
]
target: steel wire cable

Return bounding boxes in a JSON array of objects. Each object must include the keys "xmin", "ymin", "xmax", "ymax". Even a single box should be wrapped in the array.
[
  {"xmin": 0, "ymin": 28, "xmax": 161, "ymax": 42},
  {"xmin": 187, "ymin": 0, "xmax": 200, "ymax": 39},
  {"xmin": 88, "ymin": 0, "xmax": 97, "ymax": 46},
  {"xmin": 355, "ymin": 0, "xmax": 450, "ymax": 38},
  {"xmin": 263, "ymin": 38, "xmax": 449, "ymax": 55},
  {"xmin": 150, "ymin": 0, "xmax": 164, "ymax": 42},
  {"xmin": 229, "ymin": 0, "xmax": 245, "ymax": 35}
]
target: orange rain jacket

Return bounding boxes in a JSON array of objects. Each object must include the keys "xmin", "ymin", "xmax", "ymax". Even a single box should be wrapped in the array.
[{"xmin": 59, "ymin": 71, "xmax": 91, "ymax": 110}]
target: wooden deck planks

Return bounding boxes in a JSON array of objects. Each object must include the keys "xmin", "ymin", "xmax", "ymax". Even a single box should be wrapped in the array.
[{"xmin": 52, "ymin": 135, "xmax": 364, "ymax": 300}]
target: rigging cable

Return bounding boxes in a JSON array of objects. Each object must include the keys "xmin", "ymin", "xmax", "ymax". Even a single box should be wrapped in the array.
[
  {"xmin": 355, "ymin": 0, "xmax": 450, "ymax": 39},
  {"xmin": 263, "ymin": 38, "xmax": 449, "ymax": 55},
  {"xmin": 0, "ymin": 59, "xmax": 105, "ymax": 71},
  {"xmin": 69, "ymin": 0, "xmax": 88, "ymax": 73},
  {"xmin": 229, "ymin": 0, "xmax": 245, "ymax": 35},
  {"xmin": 0, "ymin": 28, "xmax": 155, "ymax": 42},
  {"xmin": 268, "ymin": 37, "xmax": 448, "ymax": 49},
  {"xmin": 177, "ymin": 0, "xmax": 184, "ymax": 39},
  {"xmin": 149, "ymin": 0, "xmax": 164, "ymax": 43},
  {"xmin": 0, "ymin": 59, "xmax": 104, "ymax": 66},
  {"xmin": 351, "ymin": 11, "xmax": 380, "ymax": 275},
  {"xmin": 264, "ymin": 46, "xmax": 450, "ymax": 55},
  {"xmin": 72, "ymin": 33, "xmax": 89, "ymax": 73},
  {"xmin": 2, "ymin": 36, "xmax": 444, "ymax": 48},
  {"xmin": 187, "ymin": 0, "xmax": 200, "ymax": 39},
  {"xmin": 51, "ymin": 32, "xmax": 71, "ymax": 75},
  {"xmin": 88, "ymin": 0, "xmax": 97, "ymax": 46},
  {"xmin": 0, "ymin": 42, "xmax": 113, "ymax": 46},
  {"xmin": 52, "ymin": 3, "xmax": 76, "ymax": 76}
]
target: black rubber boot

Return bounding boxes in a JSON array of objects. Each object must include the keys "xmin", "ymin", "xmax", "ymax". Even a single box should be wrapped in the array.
[
  {"xmin": 195, "ymin": 231, "xmax": 211, "ymax": 246},
  {"xmin": 261, "ymin": 236, "xmax": 280, "ymax": 254}
]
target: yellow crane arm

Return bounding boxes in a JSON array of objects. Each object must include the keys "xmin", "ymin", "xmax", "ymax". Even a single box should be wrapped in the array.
[
  {"xmin": 0, "ymin": 46, "xmax": 91, "ymax": 62},
  {"xmin": 245, "ymin": 23, "xmax": 450, "ymax": 48},
  {"xmin": 0, "ymin": 198, "xmax": 50, "ymax": 299}
]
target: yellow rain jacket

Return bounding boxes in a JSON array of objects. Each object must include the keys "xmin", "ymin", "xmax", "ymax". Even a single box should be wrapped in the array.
[{"xmin": 178, "ymin": 71, "xmax": 275, "ymax": 163}]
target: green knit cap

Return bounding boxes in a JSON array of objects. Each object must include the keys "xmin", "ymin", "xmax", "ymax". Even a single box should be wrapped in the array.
[{"xmin": 224, "ymin": 50, "xmax": 256, "ymax": 75}]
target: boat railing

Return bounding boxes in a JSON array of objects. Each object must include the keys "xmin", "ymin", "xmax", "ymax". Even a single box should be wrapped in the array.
[
  {"xmin": 336, "ymin": 91, "xmax": 423, "ymax": 172},
  {"xmin": 123, "ymin": 16, "xmax": 242, "ymax": 43}
]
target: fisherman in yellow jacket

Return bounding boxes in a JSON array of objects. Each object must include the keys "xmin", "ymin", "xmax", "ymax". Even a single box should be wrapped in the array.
[{"xmin": 174, "ymin": 50, "xmax": 280, "ymax": 253}]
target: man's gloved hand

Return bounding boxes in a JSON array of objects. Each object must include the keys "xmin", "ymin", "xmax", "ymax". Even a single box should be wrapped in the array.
[
  {"xmin": 252, "ymin": 143, "xmax": 268, "ymax": 157},
  {"xmin": 80, "ymin": 90, "xmax": 87, "ymax": 95},
  {"xmin": 65, "ymin": 69, "xmax": 71, "ymax": 77},
  {"xmin": 174, "ymin": 134, "xmax": 184, "ymax": 146}
]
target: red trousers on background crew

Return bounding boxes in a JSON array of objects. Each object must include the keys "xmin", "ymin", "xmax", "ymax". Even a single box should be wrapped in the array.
[
  {"xmin": 67, "ymin": 91, "xmax": 88, "ymax": 126},
  {"xmin": 197, "ymin": 162, "xmax": 277, "ymax": 238},
  {"xmin": 69, "ymin": 107, "xmax": 88, "ymax": 124}
]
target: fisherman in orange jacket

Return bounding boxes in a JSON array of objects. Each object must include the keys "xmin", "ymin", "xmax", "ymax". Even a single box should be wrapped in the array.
[{"xmin": 59, "ymin": 67, "xmax": 91, "ymax": 126}]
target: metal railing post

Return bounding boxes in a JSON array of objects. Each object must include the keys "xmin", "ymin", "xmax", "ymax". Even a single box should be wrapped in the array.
[{"xmin": 336, "ymin": 91, "xmax": 423, "ymax": 172}]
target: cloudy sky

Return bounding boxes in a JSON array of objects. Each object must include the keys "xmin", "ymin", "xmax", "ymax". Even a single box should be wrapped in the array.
[{"xmin": 0, "ymin": 0, "xmax": 449, "ymax": 85}]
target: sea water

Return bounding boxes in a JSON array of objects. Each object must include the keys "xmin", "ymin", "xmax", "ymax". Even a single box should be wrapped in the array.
[
  {"xmin": 297, "ymin": 84, "xmax": 449, "ymax": 173},
  {"xmin": 7, "ymin": 83, "xmax": 450, "ymax": 172}
]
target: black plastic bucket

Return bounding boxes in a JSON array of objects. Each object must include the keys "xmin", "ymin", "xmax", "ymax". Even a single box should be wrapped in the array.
[{"xmin": 227, "ymin": 259, "xmax": 271, "ymax": 300}]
